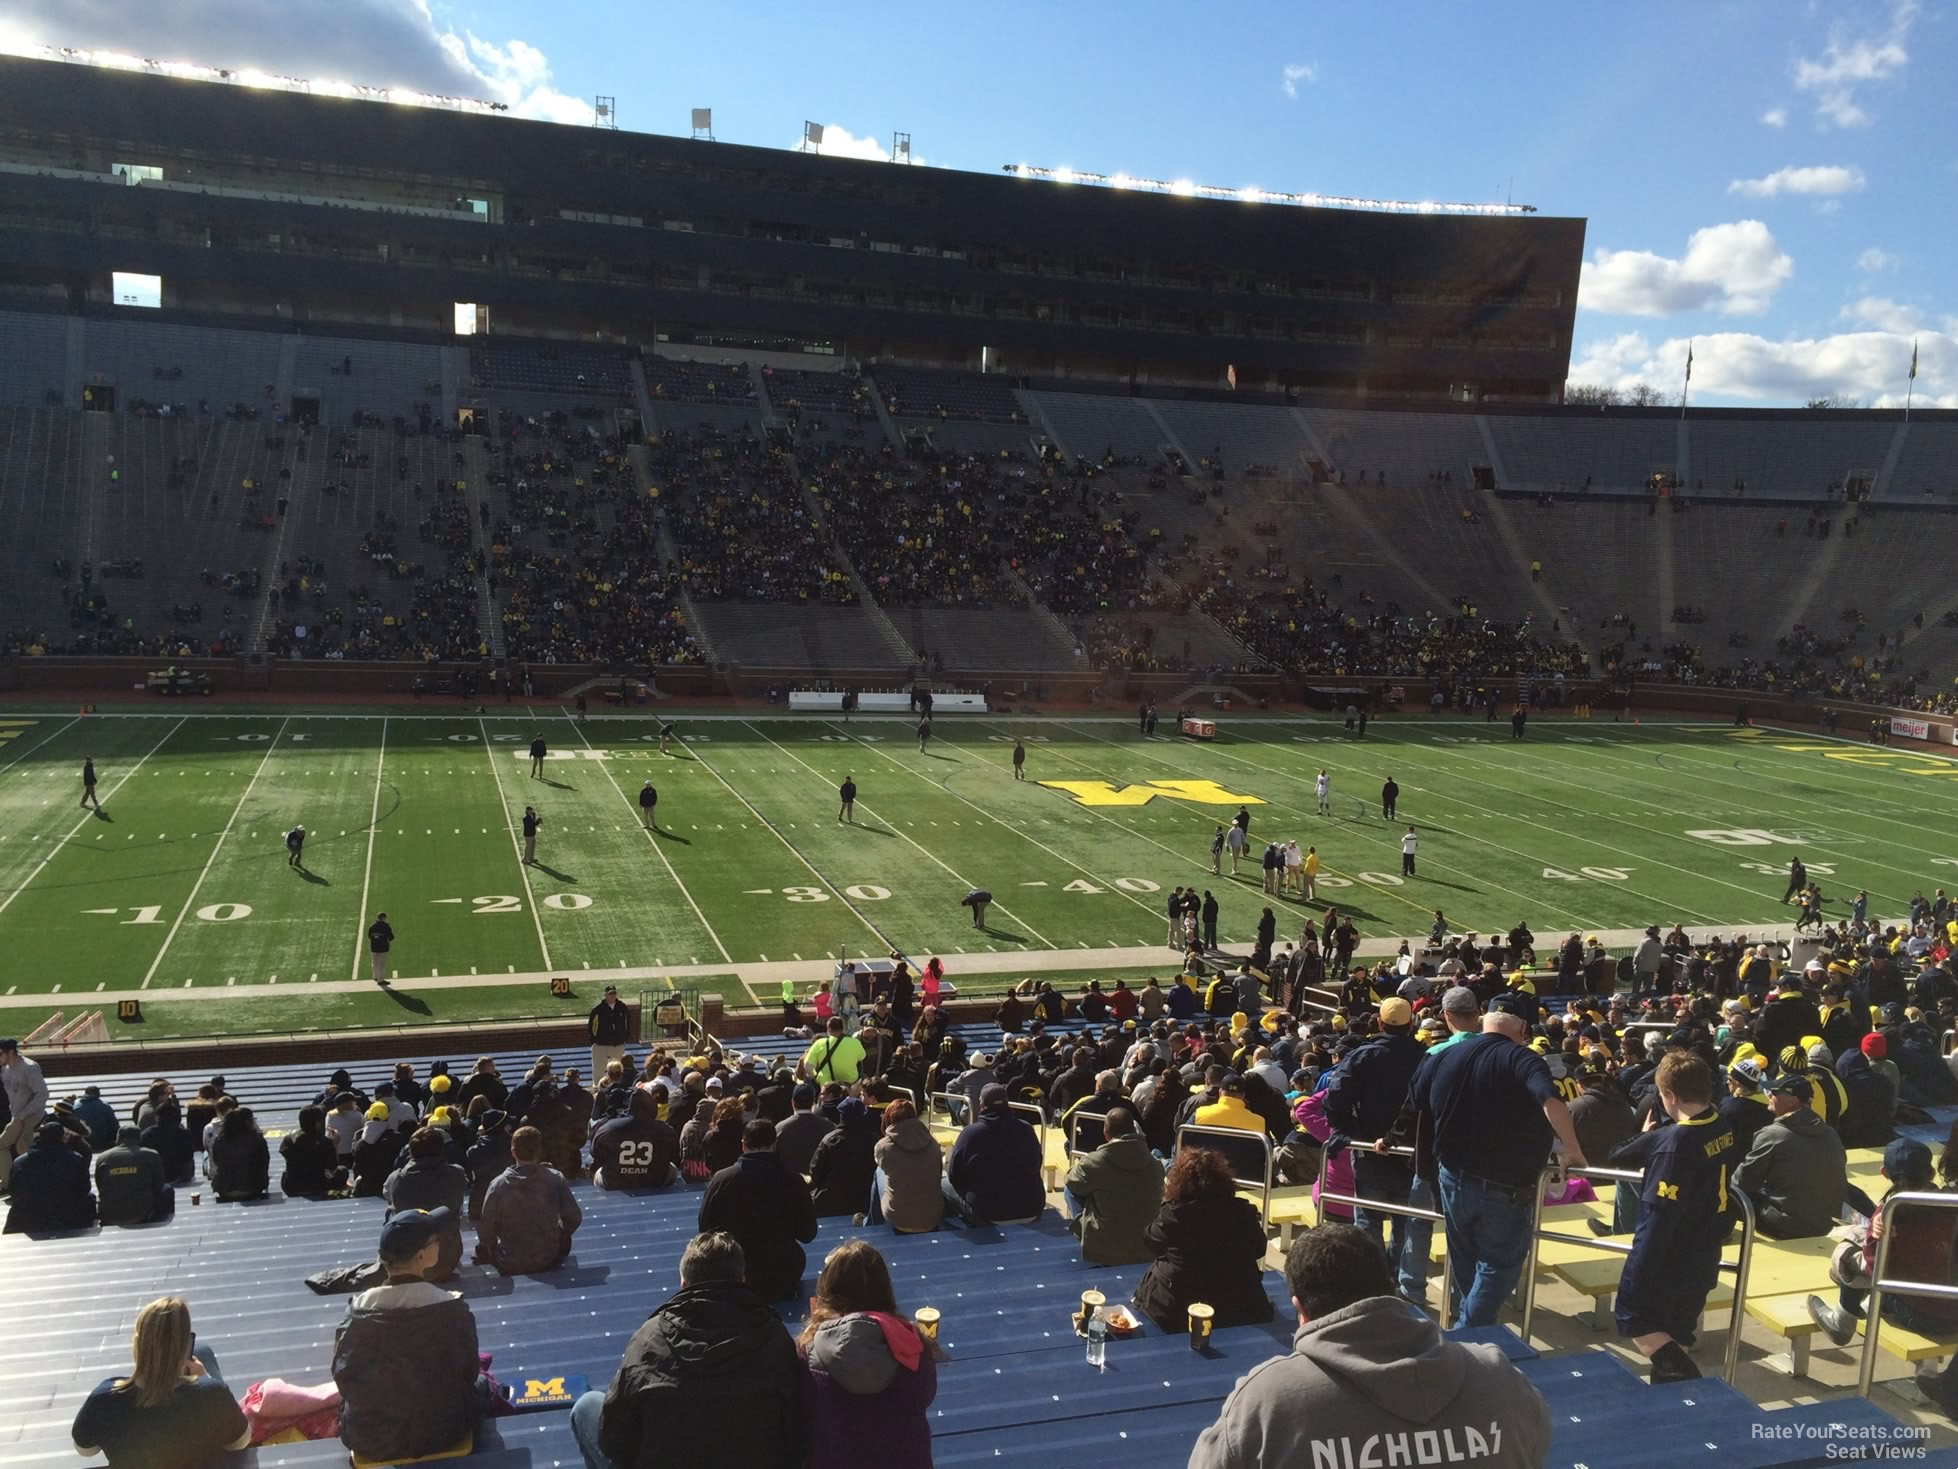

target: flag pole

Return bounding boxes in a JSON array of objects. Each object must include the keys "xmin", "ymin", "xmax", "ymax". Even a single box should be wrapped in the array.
[
  {"xmin": 1906, "ymin": 337, "xmax": 1917, "ymax": 423},
  {"xmin": 1680, "ymin": 340, "xmax": 1692, "ymax": 421}
]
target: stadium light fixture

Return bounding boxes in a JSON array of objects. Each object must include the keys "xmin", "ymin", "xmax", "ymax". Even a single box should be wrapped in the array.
[
  {"xmin": 19, "ymin": 43, "xmax": 512, "ymax": 117},
  {"xmin": 1001, "ymin": 161, "xmax": 1537, "ymax": 215}
]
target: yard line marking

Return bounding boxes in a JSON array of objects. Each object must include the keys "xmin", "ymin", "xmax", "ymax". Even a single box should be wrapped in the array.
[
  {"xmin": 749, "ymin": 722, "xmax": 1054, "ymax": 948},
  {"xmin": 563, "ymin": 721, "xmax": 732, "ymax": 965},
  {"xmin": 480, "ymin": 717, "xmax": 552, "ymax": 970},
  {"xmin": 350, "ymin": 718, "xmax": 388, "ymax": 981},
  {"xmin": 140, "ymin": 717, "xmax": 290, "ymax": 990},
  {"xmin": 0, "ymin": 714, "xmax": 81, "ymax": 780},
  {"xmin": 0, "ymin": 715, "xmax": 188, "ymax": 925},
  {"xmin": 663, "ymin": 727, "xmax": 891, "ymax": 950}
]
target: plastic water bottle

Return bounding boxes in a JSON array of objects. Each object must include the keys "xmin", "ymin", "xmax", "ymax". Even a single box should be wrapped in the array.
[{"xmin": 1085, "ymin": 1304, "xmax": 1107, "ymax": 1368}]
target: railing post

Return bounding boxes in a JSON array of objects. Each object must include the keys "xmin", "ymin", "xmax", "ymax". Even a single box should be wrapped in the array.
[
  {"xmin": 1859, "ymin": 1193, "xmax": 1902, "ymax": 1397},
  {"xmin": 1724, "ymin": 1188, "xmax": 1757, "ymax": 1385},
  {"xmin": 1520, "ymin": 1167, "xmax": 1548, "ymax": 1347}
]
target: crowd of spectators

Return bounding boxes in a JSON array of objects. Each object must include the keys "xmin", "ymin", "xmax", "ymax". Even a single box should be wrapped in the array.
[
  {"xmin": 657, "ymin": 431, "xmax": 858, "ymax": 605},
  {"xmin": 13, "ymin": 896, "xmax": 1958, "ymax": 1462}
]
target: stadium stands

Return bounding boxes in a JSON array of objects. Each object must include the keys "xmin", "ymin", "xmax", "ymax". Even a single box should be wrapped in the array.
[
  {"xmin": 1300, "ymin": 406, "xmax": 1490, "ymax": 489},
  {"xmin": 291, "ymin": 336, "xmax": 446, "ymax": 428},
  {"xmin": 85, "ymin": 318, "xmax": 285, "ymax": 416},
  {"xmin": 468, "ymin": 342, "xmax": 631, "ymax": 399},
  {"xmin": 4, "ymin": 1032, "xmax": 1942, "ymax": 1469},
  {"xmin": 1688, "ymin": 417, "xmax": 1897, "ymax": 502},
  {"xmin": 1489, "ymin": 412, "xmax": 1678, "ymax": 495},
  {"xmin": 872, "ymin": 365, "xmax": 1023, "ymax": 423},
  {"xmin": 0, "ymin": 308, "xmax": 69, "ymax": 407},
  {"xmin": 1153, "ymin": 399, "xmax": 1313, "ymax": 476},
  {"xmin": 1025, "ymin": 390, "xmax": 1165, "ymax": 463}
]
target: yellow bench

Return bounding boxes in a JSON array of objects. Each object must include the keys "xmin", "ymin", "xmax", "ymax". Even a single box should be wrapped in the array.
[
  {"xmin": 1748, "ymin": 1289, "xmax": 1958, "ymax": 1379},
  {"xmin": 1548, "ymin": 1255, "xmax": 1735, "ymax": 1331}
]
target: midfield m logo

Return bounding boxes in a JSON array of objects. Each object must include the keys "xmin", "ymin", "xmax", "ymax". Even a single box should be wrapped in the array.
[{"xmin": 1038, "ymin": 779, "xmax": 1266, "ymax": 808}]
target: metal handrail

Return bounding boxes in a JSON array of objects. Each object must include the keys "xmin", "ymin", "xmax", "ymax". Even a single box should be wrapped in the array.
[
  {"xmin": 1518, "ymin": 1161, "xmax": 1757, "ymax": 1383},
  {"xmin": 1007, "ymin": 1099, "xmax": 1049, "ymax": 1145},
  {"xmin": 1858, "ymin": 1190, "xmax": 1958, "ymax": 1394},
  {"xmin": 1067, "ymin": 1109, "xmax": 1106, "ymax": 1157},
  {"xmin": 1312, "ymin": 1141, "xmax": 1452, "ymax": 1329},
  {"xmin": 1177, "ymin": 1122, "xmax": 1273, "ymax": 1220}
]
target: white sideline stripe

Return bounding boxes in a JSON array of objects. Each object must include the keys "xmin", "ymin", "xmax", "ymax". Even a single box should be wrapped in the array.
[
  {"xmin": 350, "ymin": 717, "xmax": 388, "ymax": 980},
  {"xmin": 566, "ymin": 718, "xmax": 731, "ymax": 965},
  {"xmin": 0, "ymin": 921, "xmax": 1818, "ymax": 1012},
  {"xmin": 139, "ymin": 718, "xmax": 289, "ymax": 990},
  {"xmin": 0, "ymin": 716, "xmax": 188, "ymax": 924}
]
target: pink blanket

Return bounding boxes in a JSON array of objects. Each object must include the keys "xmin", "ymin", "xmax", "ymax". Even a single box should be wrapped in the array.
[{"xmin": 241, "ymin": 1377, "xmax": 341, "ymax": 1444}]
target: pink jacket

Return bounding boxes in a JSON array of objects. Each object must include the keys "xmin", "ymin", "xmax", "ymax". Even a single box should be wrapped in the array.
[{"xmin": 1292, "ymin": 1091, "xmax": 1353, "ymax": 1221}]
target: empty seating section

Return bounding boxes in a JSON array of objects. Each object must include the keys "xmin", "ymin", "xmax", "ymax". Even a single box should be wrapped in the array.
[
  {"xmin": 0, "ymin": 308, "xmax": 69, "ymax": 406},
  {"xmin": 872, "ymin": 364, "xmax": 1022, "ymax": 422},
  {"xmin": 85, "ymin": 318, "xmax": 284, "ymax": 413},
  {"xmin": 1666, "ymin": 503, "xmax": 1798, "ymax": 652},
  {"xmin": 291, "ymin": 336, "xmax": 445, "ymax": 426},
  {"xmin": 1689, "ymin": 419, "xmax": 1897, "ymax": 499},
  {"xmin": 468, "ymin": 341, "xmax": 630, "ymax": 398},
  {"xmin": 1153, "ymin": 400, "xmax": 1311, "ymax": 474},
  {"xmin": 1515, "ymin": 499, "xmax": 1659, "ymax": 647},
  {"xmin": 643, "ymin": 355, "xmax": 757, "ymax": 404},
  {"xmin": 1345, "ymin": 483, "xmax": 1538, "ymax": 623},
  {"xmin": 1025, "ymin": 391, "xmax": 1162, "ymax": 462},
  {"xmin": 485, "ymin": 413, "xmax": 697, "ymax": 666},
  {"xmin": 1300, "ymin": 407, "xmax": 1487, "ymax": 488},
  {"xmin": 1489, "ymin": 413, "xmax": 1676, "ymax": 494},
  {"xmin": 689, "ymin": 601, "xmax": 905, "ymax": 668},
  {"xmin": 1890, "ymin": 423, "xmax": 1958, "ymax": 502},
  {"xmin": 762, "ymin": 364, "xmax": 870, "ymax": 415},
  {"xmin": 893, "ymin": 607, "xmax": 1079, "ymax": 672},
  {"xmin": 257, "ymin": 426, "xmax": 484, "ymax": 661}
]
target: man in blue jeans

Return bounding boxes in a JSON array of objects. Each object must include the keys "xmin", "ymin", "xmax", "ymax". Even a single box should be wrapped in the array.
[
  {"xmin": 1409, "ymin": 1000, "xmax": 1587, "ymax": 1327},
  {"xmin": 1321, "ymin": 997, "xmax": 1433, "ymax": 1304}
]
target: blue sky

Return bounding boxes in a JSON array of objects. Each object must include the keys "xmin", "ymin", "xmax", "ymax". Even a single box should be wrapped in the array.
[{"xmin": 3, "ymin": 0, "xmax": 1951, "ymax": 406}]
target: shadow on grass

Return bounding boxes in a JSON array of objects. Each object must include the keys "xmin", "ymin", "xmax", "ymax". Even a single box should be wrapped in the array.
[
  {"xmin": 531, "ymin": 861, "xmax": 576, "ymax": 883},
  {"xmin": 378, "ymin": 984, "xmax": 433, "ymax": 1016},
  {"xmin": 652, "ymin": 827, "xmax": 690, "ymax": 845},
  {"xmin": 296, "ymin": 867, "xmax": 331, "ymax": 886}
]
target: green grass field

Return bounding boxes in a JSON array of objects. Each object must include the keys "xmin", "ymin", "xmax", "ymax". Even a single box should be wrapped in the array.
[{"xmin": 0, "ymin": 706, "xmax": 1950, "ymax": 1041}]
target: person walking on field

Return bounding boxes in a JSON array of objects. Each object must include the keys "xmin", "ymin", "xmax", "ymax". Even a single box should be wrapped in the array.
[
  {"xmin": 838, "ymin": 775, "xmax": 857, "ymax": 824},
  {"xmin": 1401, "ymin": 826, "xmax": 1418, "ymax": 878},
  {"xmin": 368, "ymin": 913, "xmax": 394, "ymax": 984},
  {"xmin": 286, "ymin": 824, "xmax": 306, "ymax": 868},
  {"xmin": 529, "ymin": 735, "xmax": 547, "ymax": 779},
  {"xmin": 638, "ymin": 780, "xmax": 657, "ymax": 830},
  {"xmin": 81, "ymin": 757, "xmax": 100, "ymax": 811},
  {"xmin": 1316, "ymin": 770, "xmax": 1331, "ymax": 816},
  {"xmin": 522, "ymin": 806, "xmax": 541, "ymax": 866},
  {"xmin": 917, "ymin": 717, "xmax": 931, "ymax": 754},
  {"xmin": 1381, "ymin": 776, "xmax": 1398, "ymax": 821},
  {"xmin": 659, "ymin": 719, "xmax": 677, "ymax": 754},
  {"xmin": 1302, "ymin": 846, "xmax": 1320, "ymax": 902},
  {"xmin": 1012, "ymin": 740, "xmax": 1026, "ymax": 780}
]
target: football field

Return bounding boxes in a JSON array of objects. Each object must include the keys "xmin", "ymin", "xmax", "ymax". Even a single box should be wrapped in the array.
[{"xmin": 0, "ymin": 706, "xmax": 1951, "ymax": 1041}]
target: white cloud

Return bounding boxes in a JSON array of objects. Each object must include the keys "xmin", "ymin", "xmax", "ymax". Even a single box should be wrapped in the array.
[
  {"xmin": 1761, "ymin": 106, "xmax": 1788, "ymax": 128},
  {"xmin": 1568, "ymin": 326, "xmax": 1951, "ymax": 408},
  {"xmin": 1281, "ymin": 62, "xmax": 1317, "ymax": 99},
  {"xmin": 1856, "ymin": 247, "xmax": 1901, "ymax": 273},
  {"xmin": 1727, "ymin": 164, "xmax": 1865, "ymax": 198},
  {"xmin": 1841, "ymin": 296, "xmax": 1921, "ymax": 333},
  {"xmin": 1793, "ymin": 0, "xmax": 1916, "ymax": 128},
  {"xmin": 795, "ymin": 123, "xmax": 904, "ymax": 162},
  {"xmin": 1578, "ymin": 221, "xmax": 1794, "ymax": 318},
  {"xmin": 0, "ymin": 0, "xmax": 589, "ymax": 123}
]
